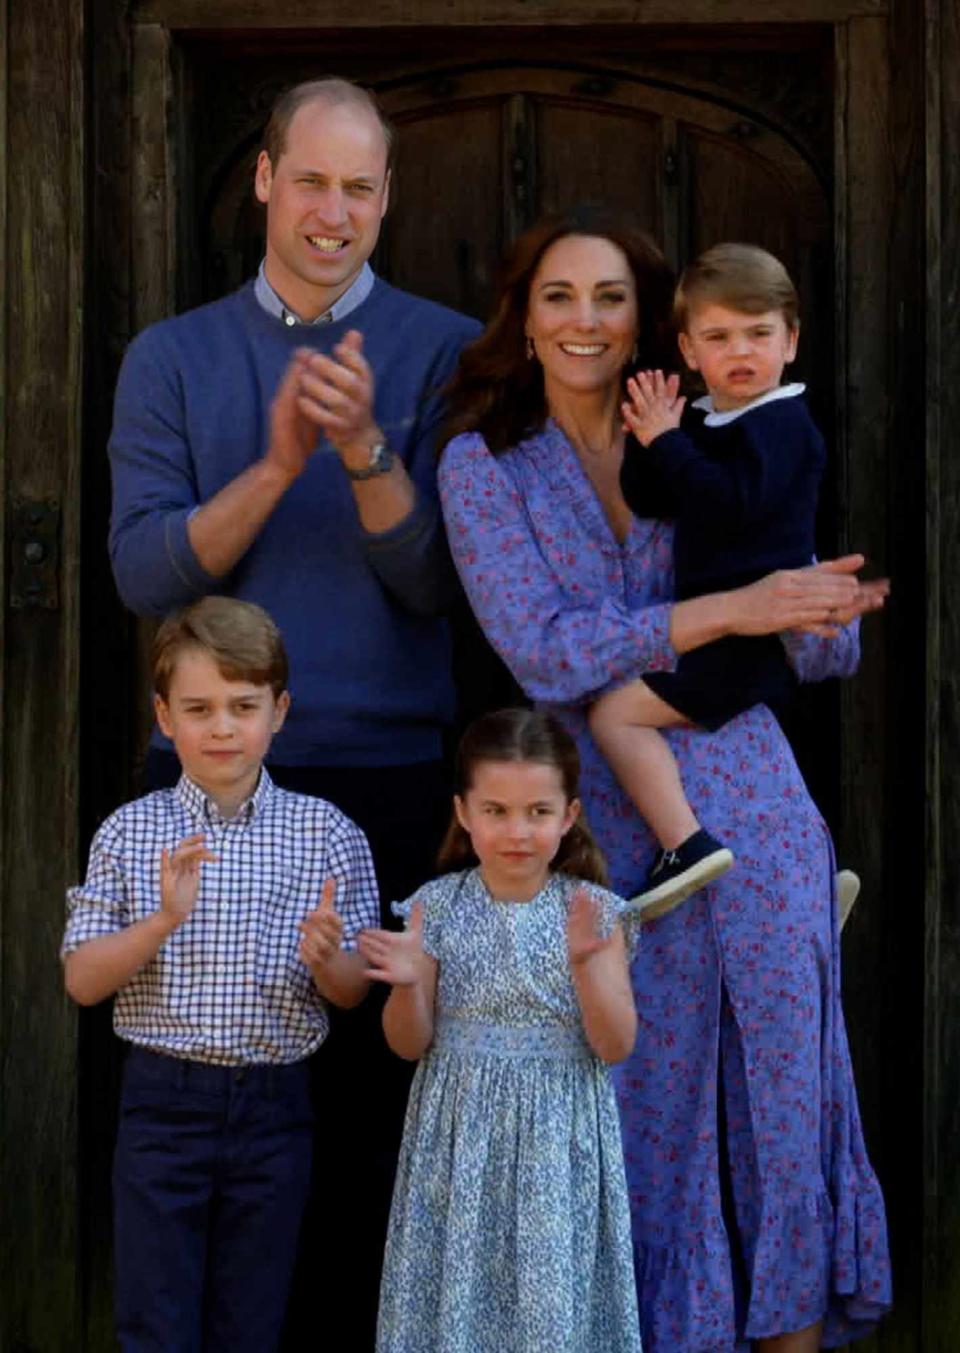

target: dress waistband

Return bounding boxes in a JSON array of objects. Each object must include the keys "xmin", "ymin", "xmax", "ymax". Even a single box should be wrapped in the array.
[{"xmin": 432, "ymin": 1015, "xmax": 593, "ymax": 1061}]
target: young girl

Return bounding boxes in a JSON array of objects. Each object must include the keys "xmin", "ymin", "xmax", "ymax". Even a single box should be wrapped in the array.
[{"xmin": 358, "ymin": 708, "xmax": 642, "ymax": 1353}]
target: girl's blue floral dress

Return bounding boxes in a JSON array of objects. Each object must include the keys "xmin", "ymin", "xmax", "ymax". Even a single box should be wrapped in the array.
[
  {"xmin": 376, "ymin": 868, "xmax": 643, "ymax": 1353},
  {"xmin": 438, "ymin": 424, "xmax": 892, "ymax": 1352}
]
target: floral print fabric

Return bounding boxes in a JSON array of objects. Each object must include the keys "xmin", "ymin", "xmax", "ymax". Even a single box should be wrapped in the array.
[
  {"xmin": 438, "ymin": 424, "xmax": 892, "ymax": 1350},
  {"xmin": 376, "ymin": 869, "xmax": 642, "ymax": 1353}
]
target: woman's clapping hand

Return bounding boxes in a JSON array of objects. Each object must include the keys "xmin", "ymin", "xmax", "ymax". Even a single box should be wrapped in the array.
[{"xmin": 729, "ymin": 554, "xmax": 889, "ymax": 638}]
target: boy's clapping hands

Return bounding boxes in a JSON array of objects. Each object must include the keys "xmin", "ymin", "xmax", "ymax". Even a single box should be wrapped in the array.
[
  {"xmin": 299, "ymin": 877, "xmax": 343, "ymax": 966},
  {"xmin": 299, "ymin": 877, "xmax": 371, "ymax": 1008},
  {"xmin": 159, "ymin": 834, "xmax": 218, "ymax": 929}
]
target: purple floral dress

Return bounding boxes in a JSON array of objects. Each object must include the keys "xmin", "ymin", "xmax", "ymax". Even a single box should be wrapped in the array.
[{"xmin": 439, "ymin": 422, "xmax": 892, "ymax": 1352}]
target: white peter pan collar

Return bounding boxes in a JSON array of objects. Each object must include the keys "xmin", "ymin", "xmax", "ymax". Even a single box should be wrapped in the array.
[{"xmin": 691, "ymin": 382, "xmax": 806, "ymax": 428}]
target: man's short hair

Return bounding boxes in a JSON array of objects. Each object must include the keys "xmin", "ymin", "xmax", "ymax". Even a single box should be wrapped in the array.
[
  {"xmin": 153, "ymin": 597, "xmax": 289, "ymax": 700},
  {"xmin": 262, "ymin": 78, "xmax": 396, "ymax": 172},
  {"xmin": 674, "ymin": 243, "xmax": 799, "ymax": 331}
]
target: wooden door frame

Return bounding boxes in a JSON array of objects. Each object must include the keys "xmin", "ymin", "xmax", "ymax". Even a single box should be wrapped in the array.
[
  {"xmin": 6, "ymin": 0, "xmax": 956, "ymax": 1349},
  {"xmin": 1, "ymin": 0, "xmax": 85, "ymax": 1346}
]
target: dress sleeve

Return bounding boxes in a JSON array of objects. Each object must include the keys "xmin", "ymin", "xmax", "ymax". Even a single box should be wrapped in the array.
[
  {"xmin": 781, "ymin": 619, "xmax": 861, "ymax": 682},
  {"xmin": 61, "ymin": 816, "xmax": 131, "ymax": 957},
  {"xmin": 579, "ymin": 882, "xmax": 643, "ymax": 957},
  {"xmin": 439, "ymin": 433, "xmax": 677, "ymax": 704}
]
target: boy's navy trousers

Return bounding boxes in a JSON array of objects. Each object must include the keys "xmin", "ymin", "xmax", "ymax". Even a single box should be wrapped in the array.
[{"xmin": 113, "ymin": 1045, "xmax": 313, "ymax": 1352}]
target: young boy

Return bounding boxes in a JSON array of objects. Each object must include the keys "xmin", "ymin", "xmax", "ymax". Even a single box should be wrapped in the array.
[
  {"xmin": 61, "ymin": 596, "xmax": 380, "ymax": 1352},
  {"xmin": 589, "ymin": 243, "xmax": 825, "ymax": 918}
]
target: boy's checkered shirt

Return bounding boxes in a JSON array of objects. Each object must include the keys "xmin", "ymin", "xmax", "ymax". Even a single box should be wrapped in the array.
[{"xmin": 62, "ymin": 770, "xmax": 380, "ymax": 1065}]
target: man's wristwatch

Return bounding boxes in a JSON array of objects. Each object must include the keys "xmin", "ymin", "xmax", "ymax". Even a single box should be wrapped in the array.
[{"xmin": 344, "ymin": 438, "xmax": 394, "ymax": 480}]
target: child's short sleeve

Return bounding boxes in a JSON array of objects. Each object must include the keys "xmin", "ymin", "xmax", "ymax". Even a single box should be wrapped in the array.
[
  {"xmin": 390, "ymin": 875, "xmax": 458, "ymax": 960},
  {"xmin": 324, "ymin": 812, "xmax": 380, "ymax": 951},
  {"xmin": 61, "ymin": 815, "xmax": 131, "ymax": 957}
]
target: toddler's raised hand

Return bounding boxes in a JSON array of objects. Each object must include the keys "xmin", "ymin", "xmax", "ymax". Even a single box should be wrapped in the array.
[
  {"xmin": 299, "ymin": 877, "xmax": 344, "ymax": 967},
  {"xmin": 567, "ymin": 888, "xmax": 616, "ymax": 967},
  {"xmin": 622, "ymin": 369, "xmax": 685, "ymax": 447},
  {"xmin": 159, "ymin": 834, "xmax": 217, "ymax": 928},
  {"xmin": 358, "ymin": 903, "xmax": 426, "ymax": 987}
]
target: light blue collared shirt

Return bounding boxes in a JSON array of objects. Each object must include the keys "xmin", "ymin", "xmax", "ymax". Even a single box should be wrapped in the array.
[{"xmin": 254, "ymin": 259, "xmax": 375, "ymax": 327}]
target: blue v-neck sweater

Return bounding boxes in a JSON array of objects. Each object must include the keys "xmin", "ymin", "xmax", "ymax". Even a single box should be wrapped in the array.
[{"xmin": 109, "ymin": 279, "xmax": 480, "ymax": 766}]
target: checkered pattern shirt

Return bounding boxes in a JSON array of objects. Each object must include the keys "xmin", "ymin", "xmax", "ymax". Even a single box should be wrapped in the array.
[{"xmin": 62, "ymin": 770, "xmax": 380, "ymax": 1065}]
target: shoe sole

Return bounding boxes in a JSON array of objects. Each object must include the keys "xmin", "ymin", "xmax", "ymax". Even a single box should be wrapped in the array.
[
  {"xmin": 629, "ymin": 849, "xmax": 734, "ymax": 921},
  {"xmin": 837, "ymin": 869, "xmax": 861, "ymax": 930}
]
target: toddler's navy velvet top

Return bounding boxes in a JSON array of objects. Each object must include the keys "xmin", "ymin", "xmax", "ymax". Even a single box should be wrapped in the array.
[{"xmin": 620, "ymin": 386, "xmax": 825, "ymax": 599}]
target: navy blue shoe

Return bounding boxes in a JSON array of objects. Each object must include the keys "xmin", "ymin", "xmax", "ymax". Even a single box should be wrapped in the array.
[{"xmin": 629, "ymin": 829, "xmax": 733, "ymax": 920}]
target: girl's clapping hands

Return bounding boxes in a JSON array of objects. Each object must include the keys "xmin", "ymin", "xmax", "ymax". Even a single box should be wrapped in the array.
[
  {"xmin": 358, "ymin": 903, "xmax": 427, "ymax": 987},
  {"xmin": 567, "ymin": 887, "xmax": 618, "ymax": 967}
]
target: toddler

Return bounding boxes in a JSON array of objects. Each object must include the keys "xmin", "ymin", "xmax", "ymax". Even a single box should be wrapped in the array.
[{"xmin": 590, "ymin": 243, "xmax": 825, "ymax": 917}]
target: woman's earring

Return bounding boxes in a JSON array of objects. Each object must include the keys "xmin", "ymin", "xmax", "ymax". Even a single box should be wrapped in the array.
[
  {"xmin": 629, "ymin": 342, "xmax": 639, "ymax": 365},
  {"xmin": 526, "ymin": 336, "xmax": 535, "ymax": 361}
]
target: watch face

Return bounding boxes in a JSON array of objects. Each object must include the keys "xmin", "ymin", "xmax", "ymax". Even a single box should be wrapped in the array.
[
  {"xmin": 346, "ymin": 439, "xmax": 394, "ymax": 479},
  {"xmin": 370, "ymin": 441, "xmax": 393, "ymax": 473}
]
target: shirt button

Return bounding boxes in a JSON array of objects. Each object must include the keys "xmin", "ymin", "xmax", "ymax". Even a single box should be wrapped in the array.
[{"xmin": 284, "ymin": 313, "xmax": 296, "ymax": 327}]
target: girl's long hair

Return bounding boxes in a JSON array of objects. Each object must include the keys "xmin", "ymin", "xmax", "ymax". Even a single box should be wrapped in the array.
[
  {"xmin": 441, "ymin": 203, "xmax": 676, "ymax": 453},
  {"xmin": 436, "ymin": 707, "xmax": 608, "ymax": 886}
]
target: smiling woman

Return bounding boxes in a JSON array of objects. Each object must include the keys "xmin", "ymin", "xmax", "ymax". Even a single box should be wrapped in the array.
[
  {"xmin": 438, "ymin": 206, "xmax": 891, "ymax": 1351},
  {"xmin": 441, "ymin": 204, "xmax": 674, "ymax": 456},
  {"xmin": 525, "ymin": 234, "xmax": 639, "ymax": 397}
]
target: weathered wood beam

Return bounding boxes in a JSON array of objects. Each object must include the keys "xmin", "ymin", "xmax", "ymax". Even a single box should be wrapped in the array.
[
  {"xmin": 132, "ymin": 24, "xmax": 176, "ymax": 332},
  {"xmin": 923, "ymin": 0, "xmax": 960, "ymax": 1344},
  {"xmin": 840, "ymin": 6, "xmax": 931, "ymax": 1349},
  {"xmin": 0, "ymin": 0, "xmax": 84, "ymax": 1343},
  {"xmin": 834, "ymin": 17, "xmax": 917, "ymax": 1348},
  {"xmin": 132, "ymin": 0, "xmax": 887, "ymax": 27}
]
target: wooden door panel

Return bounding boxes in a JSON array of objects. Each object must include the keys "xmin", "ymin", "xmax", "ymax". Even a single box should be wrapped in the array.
[
  {"xmin": 378, "ymin": 103, "xmax": 503, "ymax": 316},
  {"xmin": 686, "ymin": 130, "xmax": 804, "ymax": 272},
  {"xmin": 536, "ymin": 100, "xmax": 662, "ymax": 235},
  {"xmin": 685, "ymin": 128, "xmax": 826, "ymax": 390}
]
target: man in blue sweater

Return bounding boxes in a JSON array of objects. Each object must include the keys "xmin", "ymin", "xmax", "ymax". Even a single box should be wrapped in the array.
[{"xmin": 107, "ymin": 77, "xmax": 480, "ymax": 1347}]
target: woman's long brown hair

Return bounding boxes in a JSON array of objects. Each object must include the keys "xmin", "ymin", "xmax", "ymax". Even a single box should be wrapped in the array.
[
  {"xmin": 436, "ymin": 707, "xmax": 608, "ymax": 886},
  {"xmin": 442, "ymin": 203, "xmax": 676, "ymax": 453}
]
